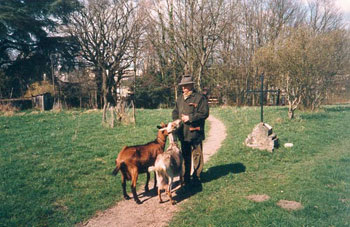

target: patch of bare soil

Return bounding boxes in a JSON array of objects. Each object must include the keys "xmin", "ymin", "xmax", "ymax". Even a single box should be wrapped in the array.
[
  {"xmin": 81, "ymin": 115, "xmax": 227, "ymax": 227},
  {"xmin": 340, "ymin": 198, "xmax": 350, "ymax": 203},
  {"xmin": 276, "ymin": 200, "xmax": 303, "ymax": 211},
  {"xmin": 245, "ymin": 194, "xmax": 270, "ymax": 202}
]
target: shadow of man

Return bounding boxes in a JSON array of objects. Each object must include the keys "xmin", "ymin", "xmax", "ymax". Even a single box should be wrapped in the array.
[
  {"xmin": 172, "ymin": 163, "xmax": 245, "ymax": 204},
  {"xmin": 173, "ymin": 182, "xmax": 203, "ymax": 204},
  {"xmin": 201, "ymin": 163, "xmax": 246, "ymax": 183}
]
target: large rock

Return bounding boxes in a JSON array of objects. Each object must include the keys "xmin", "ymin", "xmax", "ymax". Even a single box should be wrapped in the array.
[{"xmin": 245, "ymin": 122, "xmax": 279, "ymax": 152}]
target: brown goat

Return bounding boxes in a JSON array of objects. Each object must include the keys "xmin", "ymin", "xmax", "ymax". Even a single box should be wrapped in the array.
[{"xmin": 112, "ymin": 121, "xmax": 181, "ymax": 204}]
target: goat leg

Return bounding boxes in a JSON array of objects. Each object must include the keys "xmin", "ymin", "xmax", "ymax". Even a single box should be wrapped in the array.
[
  {"xmin": 153, "ymin": 172, "xmax": 157, "ymax": 191},
  {"xmin": 121, "ymin": 175, "xmax": 131, "ymax": 200},
  {"xmin": 131, "ymin": 172, "xmax": 142, "ymax": 204},
  {"xmin": 180, "ymin": 172, "xmax": 184, "ymax": 188},
  {"xmin": 131, "ymin": 185, "xmax": 142, "ymax": 204},
  {"xmin": 145, "ymin": 172, "xmax": 150, "ymax": 192},
  {"xmin": 167, "ymin": 187, "xmax": 175, "ymax": 205},
  {"xmin": 158, "ymin": 188, "xmax": 163, "ymax": 203},
  {"xmin": 168, "ymin": 177, "xmax": 176, "ymax": 205}
]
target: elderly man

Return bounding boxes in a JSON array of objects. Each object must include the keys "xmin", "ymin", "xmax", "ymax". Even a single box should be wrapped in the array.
[{"xmin": 172, "ymin": 75, "xmax": 209, "ymax": 188}]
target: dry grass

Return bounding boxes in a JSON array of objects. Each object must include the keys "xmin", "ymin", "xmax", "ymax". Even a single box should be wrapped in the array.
[
  {"xmin": 276, "ymin": 200, "xmax": 303, "ymax": 211},
  {"xmin": 0, "ymin": 103, "xmax": 19, "ymax": 116},
  {"xmin": 246, "ymin": 194, "xmax": 271, "ymax": 202}
]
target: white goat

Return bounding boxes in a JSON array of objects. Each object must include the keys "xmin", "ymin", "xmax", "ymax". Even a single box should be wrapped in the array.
[{"xmin": 148, "ymin": 119, "xmax": 183, "ymax": 205}]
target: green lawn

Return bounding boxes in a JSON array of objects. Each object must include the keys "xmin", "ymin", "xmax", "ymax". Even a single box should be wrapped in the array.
[
  {"xmin": 1, "ymin": 106, "xmax": 349, "ymax": 226},
  {"xmin": 171, "ymin": 105, "xmax": 350, "ymax": 226},
  {"xmin": 0, "ymin": 109, "xmax": 173, "ymax": 226}
]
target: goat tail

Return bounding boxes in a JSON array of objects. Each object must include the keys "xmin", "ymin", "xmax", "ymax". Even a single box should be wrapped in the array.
[
  {"xmin": 148, "ymin": 166, "xmax": 156, "ymax": 172},
  {"xmin": 112, "ymin": 159, "xmax": 122, "ymax": 176},
  {"xmin": 112, "ymin": 166, "xmax": 119, "ymax": 176},
  {"xmin": 148, "ymin": 163, "xmax": 166, "ymax": 173}
]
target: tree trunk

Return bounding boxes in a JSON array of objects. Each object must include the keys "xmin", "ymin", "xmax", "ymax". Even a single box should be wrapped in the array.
[
  {"xmin": 288, "ymin": 107, "xmax": 295, "ymax": 119},
  {"xmin": 287, "ymin": 96, "xmax": 301, "ymax": 119},
  {"xmin": 102, "ymin": 70, "xmax": 108, "ymax": 124},
  {"xmin": 131, "ymin": 99, "xmax": 136, "ymax": 124},
  {"xmin": 102, "ymin": 101, "xmax": 108, "ymax": 124},
  {"xmin": 174, "ymin": 84, "xmax": 178, "ymax": 101},
  {"xmin": 173, "ymin": 70, "xmax": 178, "ymax": 100},
  {"xmin": 95, "ymin": 90, "xmax": 98, "ymax": 109},
  {"xmin": 110, "ymin": 105, "xmax": 115, "ymax": 128},
  {"xmin": 197, "ymin": 64, "xmax": 203, "ymax": 91}
]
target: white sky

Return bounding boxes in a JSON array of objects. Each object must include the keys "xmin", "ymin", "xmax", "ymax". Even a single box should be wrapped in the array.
[
  {"xmin": 301, "ymin": 0, "xmax": 350, "ymax": 14},
  {"xmin": 336, "ymin": 0, "xmax": 350, "ymax": 12},
  {"xmin": 302, "ymin": 0, "xmax": 350, "ymax": 25},
  {"xmin": 336, "ymin": 0, "xmax": 350, "ymax": 26}
]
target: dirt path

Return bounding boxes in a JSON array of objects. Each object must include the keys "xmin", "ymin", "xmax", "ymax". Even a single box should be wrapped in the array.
[{"xmin": 82, "ymin": 115, "xmax": 227, "ymax": 227}]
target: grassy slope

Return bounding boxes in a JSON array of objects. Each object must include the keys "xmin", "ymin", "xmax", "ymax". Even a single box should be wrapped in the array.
[
  {"xmin": 170, "ymin": 105, "xmax": 350, "ymax": 226},
  {"xmin": 0, "ymin": 109, "xmax": 173, "ymax": 226}
]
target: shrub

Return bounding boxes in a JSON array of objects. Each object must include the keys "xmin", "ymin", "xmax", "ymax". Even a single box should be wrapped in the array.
[
  {"xmin": 24, "ymin": 81, "xmax": 54, "ymax": 97},
  {"xmin": 0, "ymin": 103, "xmax": 19, "ymax": 115}
]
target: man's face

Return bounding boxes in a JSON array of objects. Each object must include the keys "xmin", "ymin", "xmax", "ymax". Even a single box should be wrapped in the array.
[{"xmin": 181, "ymin": 84, "xmax": 193, "ymax": 93}]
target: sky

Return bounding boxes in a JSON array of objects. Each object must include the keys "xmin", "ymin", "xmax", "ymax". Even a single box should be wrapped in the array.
[
  {"xmin": 336, "ymin": 0, "xmax": 350, "ymax": 11},
  {"xmin": 335, "ymin": 0, "xmax": 350, "ymax": 26},
  {"xmin": 336, "ymin": 0, "xmax": 350, "ymax": 22},
  {"xmin": 302, "ymin": 0, "xmax": 350, "ymax": 26}
]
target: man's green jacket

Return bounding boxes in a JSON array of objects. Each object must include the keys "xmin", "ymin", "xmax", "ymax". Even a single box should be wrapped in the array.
[{"xmin": 172, "ymin": 90, "xmax": 209, "ymax": 142}]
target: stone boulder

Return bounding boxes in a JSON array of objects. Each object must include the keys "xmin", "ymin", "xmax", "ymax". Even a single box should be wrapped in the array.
[{"xmin": 245, "ymin": 122, "xmax": 279, "ymax": 152}]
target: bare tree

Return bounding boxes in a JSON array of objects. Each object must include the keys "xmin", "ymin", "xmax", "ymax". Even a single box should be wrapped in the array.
[
  {"xmin": 65, "ymin": 0, "xmax": 141, "ymax": 125},
  {"xmin": 254, "ymin": 26, "xmax": 349, "ymax": 118},
  {"xmin": 143, "ymin": 1, "xmax": 182, "ymax": 99},
  {"xmin": 212, "ymin": 0, "xmax": 303, "ymax": 105},
  {"xmin": 306, "ymin": 0, "xmax": 343, "ymax": 32},
  {"xmin": 301, "ymin": 29, "xmax": 349, "ymax": 110},
  {"xmin": 147, "ymin": 0, "xmax": 227, "ymax": 92}
]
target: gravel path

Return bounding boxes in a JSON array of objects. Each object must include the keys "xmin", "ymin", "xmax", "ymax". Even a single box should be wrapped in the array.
[{"xmin": 81, "ymin": 115, "xmax": 227, "ymax": 227}]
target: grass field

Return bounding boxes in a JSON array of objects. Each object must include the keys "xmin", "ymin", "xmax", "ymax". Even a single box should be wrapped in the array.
[
  {"xmin": 171, "ymin": 105, "xmax": 350, "ymax": 226},
  {"xmin": 1, "ymin": 105, "xmax": 350, "ymax": 226},
  {"xmin": 0, "ymin": 109, "xmax": 173, "ymax": 226}
]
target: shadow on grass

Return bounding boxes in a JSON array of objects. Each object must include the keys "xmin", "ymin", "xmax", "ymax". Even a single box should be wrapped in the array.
[
  {"xmin": 300, "ymin": 105, "xmax": 350, "ymax": 120},
  {"xmin": 137, "ymin": 163, "xmax": 246, "ymax": 204},
  {"xmin": 300, "ymin": 113, "xmax": 331, "ymax": 120},
  {"xmin": 201, "ymin": 162, "xmax": 246, "ymax": 183},
  {"xmin": 324, "ymin": 105, "xmax": 350, "ymax": 112},
  {"xmin": 137, "ymin": 181, "xmax": 203, "ymax": 204}
]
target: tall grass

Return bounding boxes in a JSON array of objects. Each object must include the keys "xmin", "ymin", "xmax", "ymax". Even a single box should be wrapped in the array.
[
  {"xmin": 170, "ymin": 105, "xmax": 350, "ymax": 226},
  {"xmin": 0, "ymin": 109, "xmax": 172, "ymax": 226}
]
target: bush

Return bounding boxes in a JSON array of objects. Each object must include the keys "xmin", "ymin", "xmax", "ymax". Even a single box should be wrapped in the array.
[
  {"xmin": 134, "ymin": 75, "xmax": 174, "ymax": 108},
  {"xmin": 0, "ymin": 103, "xmax": 19, "ymax": 116},
  {"xmin": 135, "ymin": 86, "xmax": 174, "ymax": 108},
  {"xmin": 24, "ymin": 81, "xmax": 54, "ymax": 97}
]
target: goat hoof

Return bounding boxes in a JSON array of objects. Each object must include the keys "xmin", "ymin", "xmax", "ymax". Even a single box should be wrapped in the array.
[
  {"xmin": 135, "ymin": 199, "xmax": 142, "ymax": 204},
  {"xmin": 124, "ymin": 195, "xmax": 131, "ymax": 200},
  {"xmin": 171, "ymin": 200, "xmax": 176, "ymax": 205}
]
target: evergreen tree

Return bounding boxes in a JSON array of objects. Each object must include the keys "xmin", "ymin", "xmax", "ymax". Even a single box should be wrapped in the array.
[{"xmin": 0, "ymin": 0, "xmax": 80, "ymax": 98}]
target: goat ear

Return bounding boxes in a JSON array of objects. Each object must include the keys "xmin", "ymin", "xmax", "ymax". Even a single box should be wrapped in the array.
[{"xmin": 157, "ymin": 122, "xmax": 168, "ymax": 129}]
